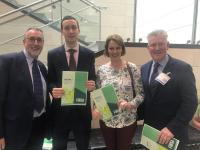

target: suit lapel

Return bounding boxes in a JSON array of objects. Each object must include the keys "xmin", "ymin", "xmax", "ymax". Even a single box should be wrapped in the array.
[
  {"xmin": 142, "ymin": 61, "xmax": 153, "ymax": 99},
  {"xmin": 58, "ymin": 45, "xmax": 69, "ymax": 70},
  {"xmin": 162, "ymin": 56, "xmax": 174, "ymax": 74},
  {"xmin": 143, "ymin": 62, "xmax": 152, "ymax": 89},
  {"xmin": 76, "ymin": 46, "xmax": 84, "ymax": 70},
  {"xmin": 38, "ymin": 62, "xmax": 47, "ymax": 81}
]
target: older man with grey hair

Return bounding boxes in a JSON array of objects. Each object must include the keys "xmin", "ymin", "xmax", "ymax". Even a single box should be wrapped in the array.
[{"xmin": 140, "ymin": 29, "xmax": 198, "ymax": 150}]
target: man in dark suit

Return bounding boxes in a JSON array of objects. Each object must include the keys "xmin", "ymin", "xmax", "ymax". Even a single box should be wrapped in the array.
[
  {"xmin": 140, "ymin": 29, "xmax": 198, "ymax": 149},
  {"xmin": 48, "ymin": 16, "xmax": 96, "ymax": 150},
  {"xmin": 0, "ymin": 27, "xmax": 50, "ymax": 150}
]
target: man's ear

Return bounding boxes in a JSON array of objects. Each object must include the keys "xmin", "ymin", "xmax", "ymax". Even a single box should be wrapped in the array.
[
  {"xmin": 167, "ymin": 41, "xmax": 170, "ymax": 47},
  {"xmin": 166, "ymin": 41, "xmax": 170, "ymax": 50}
]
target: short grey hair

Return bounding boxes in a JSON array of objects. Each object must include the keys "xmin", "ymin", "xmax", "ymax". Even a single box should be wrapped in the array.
[
  {"xmin": 24, "ymin": 27, "xmax": 43, "ymax": 40},
  {"xmin": 147, "ymin": 29, "xmax": 168, "ymax": 40}
]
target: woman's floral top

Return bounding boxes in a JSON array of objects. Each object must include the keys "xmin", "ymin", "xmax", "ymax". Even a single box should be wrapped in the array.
[{"xmin": 96, "ymin": 62, "xmax": 144, "ymax": 128}]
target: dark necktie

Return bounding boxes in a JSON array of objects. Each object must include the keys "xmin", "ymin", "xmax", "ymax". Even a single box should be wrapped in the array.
[
  {"xmin": 68, "ymin": 49, "xmax": 76, "ymax": 71},
  {"xmin": 149, "ymin": 62, "xmax": 160, "ymax": 95},
  {"xmin": 150, "ymin": 62, "xmax": 160, "ymax": 85},
  {"xmin": 32, "ymin": 59, "xmax": 44, "ymax": 113}
]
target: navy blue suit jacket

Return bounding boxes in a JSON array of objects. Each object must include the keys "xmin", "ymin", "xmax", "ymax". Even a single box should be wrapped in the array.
[
  {"xmin": 0, "ymin": 52, "xmax": 50, "ymax": 149},
  {"xmin": 140, "ymin": 55, "xmax": 198, "ymax": 144},
  {"xmin": 48, "ymin": 45, "xmax": 96, "ymax": 127}
]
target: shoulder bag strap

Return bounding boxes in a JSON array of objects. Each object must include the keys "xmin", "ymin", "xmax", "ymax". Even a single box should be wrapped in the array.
[{"xmin": 126, "ymin": 61, "xmax": 136, "ymax": 98}]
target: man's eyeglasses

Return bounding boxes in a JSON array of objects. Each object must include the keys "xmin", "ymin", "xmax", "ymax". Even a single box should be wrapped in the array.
[{"xmin": 26, "ymin": 37, "xmax": 43, "ymax": 43}]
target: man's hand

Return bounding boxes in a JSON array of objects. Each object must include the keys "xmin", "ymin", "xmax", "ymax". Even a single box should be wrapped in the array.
[
  {"xmin": 0, "ymin": 138, "xmax": 5, "ymax": 150},
  {"xmin": 52, "ymin": 88, "xmax": 64, "ymax": 99},
  {"xmin": 158, "ymin": 127, "xmax": 174, "ymax": 145},
  {"xmin": 86, "ymin": 80, "xmax": 96, "ymax": 91}
]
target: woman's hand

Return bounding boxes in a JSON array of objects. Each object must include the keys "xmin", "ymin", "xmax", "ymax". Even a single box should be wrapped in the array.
[
  {"xmin": 92, "ymin": 108, "xmax": 102, "ymax": 120},
  {"xmin": 118, "ymin": 99, "xmax": 135, "ymax": 112}
]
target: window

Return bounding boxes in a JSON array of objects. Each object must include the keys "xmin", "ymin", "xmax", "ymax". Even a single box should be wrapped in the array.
[{"xmin": 136, "ymin": 0, "xmax": 197, "ymax": 44}]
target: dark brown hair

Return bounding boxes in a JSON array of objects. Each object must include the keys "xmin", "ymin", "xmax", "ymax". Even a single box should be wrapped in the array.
[{"xmin": 61, "ymin": 15, "xmax": 79, "ymax": 30}]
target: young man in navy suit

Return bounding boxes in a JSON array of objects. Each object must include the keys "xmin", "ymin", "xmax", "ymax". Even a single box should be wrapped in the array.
[
  {"xmin": 0, "ymin": 28, "xmax": 50, "ymax": 150},
  {"xmin": 140, "ymin": 29, "xmax": 198, "ymax": 150},
  {"xmin": 48, "ymin": 16, "xmax": 96, "ymax": 150}
]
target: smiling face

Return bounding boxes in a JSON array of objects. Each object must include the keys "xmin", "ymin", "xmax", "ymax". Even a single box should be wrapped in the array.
[
  {"xmin": 107, "ymin": 40, "xmax": 123, "ymax": 59},
  {"xmin": 23, "ymin": 29, "xmax": 44, "ymax": 59},
  {"xmin": 104, "ymin": 34, "xmax": 125, "ymax": 58},
  {"xmin": 147, "ymin": 34, "xmax": 169, "ymax": 62}
]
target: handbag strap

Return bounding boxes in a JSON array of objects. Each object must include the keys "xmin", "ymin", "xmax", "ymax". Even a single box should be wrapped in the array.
[{"xmin": 126, "ymin": 61, "xmax": 136, "ymax": 98}]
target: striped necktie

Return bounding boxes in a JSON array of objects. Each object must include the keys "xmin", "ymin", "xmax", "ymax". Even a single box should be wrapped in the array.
[{"xmin": 32, "ymin": 59, "xmax": 44, "ymax": 113}]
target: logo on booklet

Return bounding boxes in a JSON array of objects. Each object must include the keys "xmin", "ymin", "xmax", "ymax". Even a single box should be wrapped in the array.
[{"xmin": 168, "ymin": 139, "xmax": 175, "ymax": 149}]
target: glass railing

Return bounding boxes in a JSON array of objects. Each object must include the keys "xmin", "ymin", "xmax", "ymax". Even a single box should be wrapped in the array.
[
  {"xmin": 0, "ymin": 0, "xmax": 101, "ymax": 58},
  {"xmin": 1, "ymin": 0, "xmax": 101, "ymax": 43}
]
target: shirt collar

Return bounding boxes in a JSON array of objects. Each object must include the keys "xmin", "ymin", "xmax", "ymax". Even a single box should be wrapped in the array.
[
  {"xmin": 64, "ymin": 43, "xmax": 79, "ymax": 52},
  {"xmin": 23, "ymin": 49, "xmax": 34, "ymax": 65},
  {"xmin": 153, "ymin": 54, "xmax": 169, "ymax": 68}
]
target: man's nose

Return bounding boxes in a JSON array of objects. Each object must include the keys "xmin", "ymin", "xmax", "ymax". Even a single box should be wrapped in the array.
[
  {"xmin": 155, "ymin": 44, "xmax": 160, "ymax": 50},
  {"xmin": 34, "ymin": 40, "xmax": 39, "ymax": 44}
]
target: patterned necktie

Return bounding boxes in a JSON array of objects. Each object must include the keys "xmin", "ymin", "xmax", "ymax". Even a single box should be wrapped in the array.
[
  {"xmin": 32, "ymin": 59, "xmax": 44, "ymax": 113},
  {"xmin": 68, "ymin": 49, "xmax": 76, "ymax": 71},
  {"xmin": 150, "ymin": 62, "xmax": 160, "ymax": 85}
]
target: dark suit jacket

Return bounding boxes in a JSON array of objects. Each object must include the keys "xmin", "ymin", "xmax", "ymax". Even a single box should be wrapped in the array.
[
  {"xmin": 0, "ymin": 52, "xmax": 50, "ymax": 150},
  {"xmin": 48, "ymin": 45, "xmax": 96, "ymax": 128},
  {"xmin": 140, "ymin": 55, "xmax": 198, "ymax": 144}
]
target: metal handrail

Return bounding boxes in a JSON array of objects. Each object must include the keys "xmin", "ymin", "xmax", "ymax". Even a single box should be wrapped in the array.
[
  {"xmin": 80, "ymin": 0, "xmax": 107, "ymax": 12},
  {"xmin": 80, "ymin": 0, "xmax": 101, "ymax": 12},
  {"xmin": 0, "ymin": 0, "xmax": 61, "ymax": 26},
  {"xmin": 0, "ymin": 0, "xmax": 48, "ymax": 19},
  {"xmin": 0, "ymin": 5, "xmax": 94, "ymax": 46}
]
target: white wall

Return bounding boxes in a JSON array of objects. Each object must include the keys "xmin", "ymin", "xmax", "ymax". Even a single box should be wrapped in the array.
[{"xmin": 93, "ymin": 0, "xmax": 134, "ymax": 41}]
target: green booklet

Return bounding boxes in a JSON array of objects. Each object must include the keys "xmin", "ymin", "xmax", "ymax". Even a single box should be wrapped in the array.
[
  {"xmin": 42, "ymin": 138, "xmax": 52, "ymax": 150},
  {"xmin": 91, "ymin": 85, "xmax": 119, "ymax": 121},
  {"xmin": 61, "ymin": 71, "xmax": 88, "ymax": 106},
  {"xmin": 141, "ymin": 124, "xmax": 179, "ymax": 150}
]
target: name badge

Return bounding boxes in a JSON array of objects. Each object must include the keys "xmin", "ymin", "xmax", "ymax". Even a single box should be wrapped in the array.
[{"xmin": 155, "ymin": 72, "xmax": 171, "ymax": 85}]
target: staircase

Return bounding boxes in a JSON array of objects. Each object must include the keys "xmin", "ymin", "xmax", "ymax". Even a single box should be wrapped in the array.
[{"xmin": 0, "ymin": 0, "xmax": 103, "ymax": 63}]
